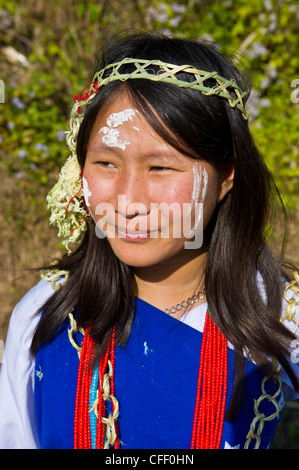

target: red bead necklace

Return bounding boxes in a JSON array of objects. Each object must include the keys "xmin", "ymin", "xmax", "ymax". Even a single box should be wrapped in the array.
[
  {"xmin": 190, "ymin": 311, "xmax": 228, "ymax": 448},
  {"xmin": 74, "ymin": 310, "xmax": 227, "ymax": 449}
]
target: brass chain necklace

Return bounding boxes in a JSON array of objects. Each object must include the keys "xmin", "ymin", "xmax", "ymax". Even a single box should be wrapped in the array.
[{"xmin": 164, "ymin": 289, "xmax": 206, "ymax": 315}]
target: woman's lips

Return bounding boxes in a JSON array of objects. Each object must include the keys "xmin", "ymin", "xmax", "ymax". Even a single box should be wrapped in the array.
[{"xmin": 115, "ymin": 226, "xmax": 158, "ymax": 240}]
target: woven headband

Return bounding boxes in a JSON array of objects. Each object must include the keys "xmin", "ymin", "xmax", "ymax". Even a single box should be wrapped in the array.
[
  {"xmin": 74, "ymin": 58, "xmax": 249, "ymax": 120},
  {"xmin": 45, "ymin": 57, "xmax": 249, "ymax": 256}
]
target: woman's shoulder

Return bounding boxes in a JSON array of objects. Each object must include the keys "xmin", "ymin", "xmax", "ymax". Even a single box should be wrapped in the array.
[
  {"xmin": 0, "ymin": 277, "xmax": 62, "ymax": 449},
  {"xmin": 254, "ymin": 270, "xmax": 299, "ymax": 399},
  {"xmin": 6, "ymin": 277, "xmax": 61, "ymax": 354},
  {"xmin": 10, "ymin": 278, "xmax": 57, "ymax": 325},
  {"xmin": 279, "ymin": 272, "xmax": 299, "ymax": 399},
  {"xmin": 256, "ymin": 270, "xmax": 299, "ymax": 327},
  {"xmin": 281, "ymin": 272, "xmax": 299, "ymax": 333}
]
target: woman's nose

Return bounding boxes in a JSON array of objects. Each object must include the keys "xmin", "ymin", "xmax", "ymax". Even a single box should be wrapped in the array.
[{"xmin": 116, "ymin": 172, "xmax": 149, "ymax": 218}]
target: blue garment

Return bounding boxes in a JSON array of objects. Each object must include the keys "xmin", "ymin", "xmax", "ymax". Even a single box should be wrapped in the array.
[{"xmin": 34, "ymin": 298, "xmax": 282, "ymax": 449}]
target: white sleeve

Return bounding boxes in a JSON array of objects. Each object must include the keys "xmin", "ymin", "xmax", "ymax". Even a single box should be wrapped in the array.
[
  {"xmin": 280, "ymin": 278, "xmax": 299, "ymax": 400},
  {"xmin": 256, "ymin": 272, "xmax": 299, "ymax": 400},
  {"xmin": 0, "ymin": 279, "xmax": 54, "ymax": 449}
]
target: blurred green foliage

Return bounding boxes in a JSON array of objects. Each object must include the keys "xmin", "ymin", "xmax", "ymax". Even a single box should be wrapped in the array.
[{"xmin": 0, "ymin": 0, "xmax": 298, "ymax": 220}]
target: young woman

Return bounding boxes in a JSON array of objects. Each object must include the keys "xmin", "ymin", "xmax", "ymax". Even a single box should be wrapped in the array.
[{"xmin": 0, "ymin": 32, "xmax": 298, "ymax": 449}]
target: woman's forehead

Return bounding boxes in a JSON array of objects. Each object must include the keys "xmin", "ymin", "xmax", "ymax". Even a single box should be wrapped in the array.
[
  {"xmin": 87, "ymin": 92, "xmax": 196, "ymax": 160},
  {"xmin": 87, "ymin": 112, "xmax": 199, "ymax": 170}
]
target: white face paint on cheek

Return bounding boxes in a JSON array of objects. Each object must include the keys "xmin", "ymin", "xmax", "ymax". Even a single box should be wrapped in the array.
[
  {"xmin": 82, "ymin": 176, "xmax": 92, "ymax": 207},
  {"xmin": 183, "ymin": 162, "xmax": 209, "ymax": 249},
  {"xmin": 192, "ymin": 165, "xmax": 208, "ymax": 232},
  {"xmin": 99, "ymin": 108, "xmax": 138, "ymax": 151},
  {"xmin": 185, "ymin": 162, "xmax": 209, "ymax": 234},
  {"xmin": 191, "ymin": 162, "xmax": 202, "ymax": 206},
  {"xmin": 200, "ymin": 168, "xmax": 208, "ymax": 204}
]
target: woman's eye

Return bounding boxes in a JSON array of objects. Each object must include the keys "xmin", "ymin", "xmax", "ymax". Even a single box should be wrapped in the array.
[
  {"xmin": 150, "ymin": 166, "xmax": 171, "ymax": 171},
  {"xmin": 97, "ymin": 161, "xmax": 115, "ymax": 168}
]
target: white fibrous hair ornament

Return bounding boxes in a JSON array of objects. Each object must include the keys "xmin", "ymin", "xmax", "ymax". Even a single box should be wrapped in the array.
[
  {"xmin": 46, "ymin": 153, "xmax": 88, "ymax": 254},
  {"xmin": 46, "ymin": 93, "xmax": 93, "ymax": 255}
]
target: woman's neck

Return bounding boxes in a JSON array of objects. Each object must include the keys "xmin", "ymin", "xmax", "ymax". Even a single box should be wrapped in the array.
[{"xmin": 132, "ymin": 250, "xmax": 207, "ymax": 319}]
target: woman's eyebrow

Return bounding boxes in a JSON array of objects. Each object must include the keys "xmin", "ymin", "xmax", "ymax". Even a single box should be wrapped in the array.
[
  {"xmin": 87, "ymin": 143, "xmax": 183, "ymax": 161},
  {"xmin": 146, "ymin": 153, "xmax": 186, "ymax": 166},
  {"xmin": 87, "ymin": 144, "xmax": 117, "ymax": 154}
]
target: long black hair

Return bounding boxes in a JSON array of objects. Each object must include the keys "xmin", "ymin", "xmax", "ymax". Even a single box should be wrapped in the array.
[{"xmin": 31, "ymin": 32, "xmax": 298, "ymax": 420}]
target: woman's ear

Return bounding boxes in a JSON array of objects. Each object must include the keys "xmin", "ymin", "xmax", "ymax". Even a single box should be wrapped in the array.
[{"xmin": 217, "ymin": 161, "xmax": 235, "ymax": 203}]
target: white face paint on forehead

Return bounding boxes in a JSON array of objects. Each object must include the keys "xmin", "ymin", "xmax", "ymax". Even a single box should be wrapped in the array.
[
  {"xmin": 99, "ymin": 108, "xmax": 138, "ymax": 151},
  {"xmin": 106, "ymin": 109, "xmax": 137, "ymax": 127}
]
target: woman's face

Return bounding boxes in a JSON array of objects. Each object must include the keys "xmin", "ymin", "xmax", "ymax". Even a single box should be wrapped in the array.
[{"xmin": 83, "ymin": 93, "xmax": 233, "ymax": 268}]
